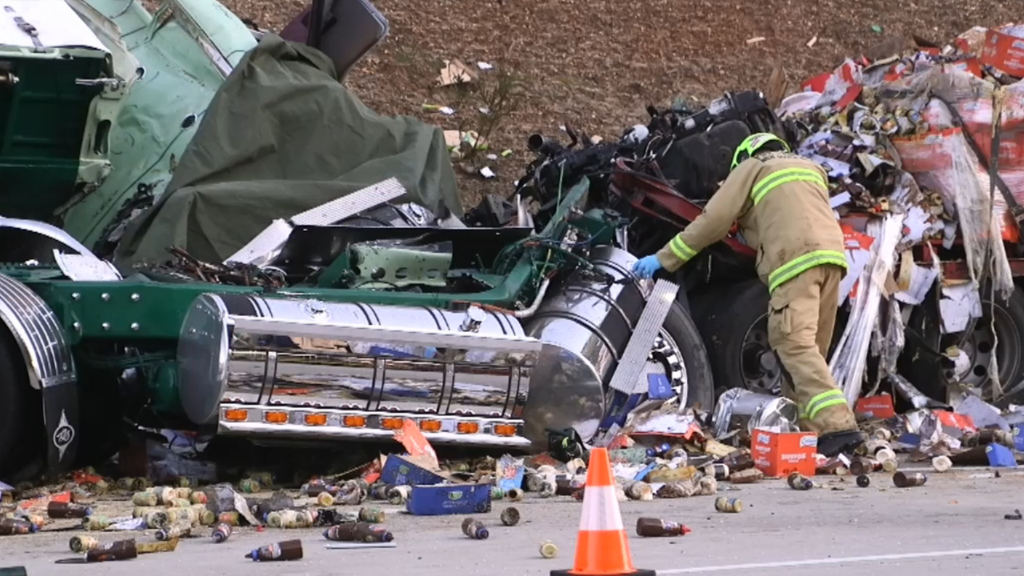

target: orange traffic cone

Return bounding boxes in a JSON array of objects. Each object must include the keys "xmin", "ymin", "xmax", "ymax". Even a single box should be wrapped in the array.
[{"xmin": 551, "ymin": 447, "xmax": 655, "ymax": 576}]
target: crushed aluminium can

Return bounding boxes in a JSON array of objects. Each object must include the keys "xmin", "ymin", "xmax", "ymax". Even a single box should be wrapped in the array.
[
  {"xmin": 246, "ymin": 539, "xmax": 303, "ymax": 562},
  {"xmin": 714, "ymin": 497, "xmax": 743, "ymax": 513},
  {"xmin": 69, "ymin": 535, "xmax": 100, "ymax": 553}
]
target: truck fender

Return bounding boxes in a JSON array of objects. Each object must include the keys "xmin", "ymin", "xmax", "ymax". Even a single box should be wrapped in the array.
[{"xmin": 0, "ymin": 273, "xmax": 79, "ymax": 472}]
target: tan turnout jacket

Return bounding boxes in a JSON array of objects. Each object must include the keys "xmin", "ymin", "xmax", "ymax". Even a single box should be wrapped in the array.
[{"xmin": 655, "ymin": 153, "xmax": 847, "ymax": 293}]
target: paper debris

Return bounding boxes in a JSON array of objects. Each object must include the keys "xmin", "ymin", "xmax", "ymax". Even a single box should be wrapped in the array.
[
  {"xmin": 477, "ymin": 61, "xmax": 493, "ymax": 70},
  {"xmin": 746, "ymin": 37, "xmax": 766, "ymax": 44},
  {"xmin": 806, "ymin": 35, "xmax": 818, "ymax": 48},
  {"xmin": 480, "ymin": 166, "xmax": 496, "ymax": 179}
]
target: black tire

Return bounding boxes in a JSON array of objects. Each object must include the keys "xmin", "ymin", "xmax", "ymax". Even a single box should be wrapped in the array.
[
  {"xmin": 691, "ymin": 278, "xmax": 850, "ymax": 400},
  {"xmin": 663, "ymin": 301, "xmax": 715, "ymax": 410},
  {"xmin": 901, "ymin": 284, "xmax": 1024, "ymax": 407},
  {"xmin": 0, "ymin": 328, "xmax": 43, "ymax": 478},
  {"xmin": 691, "ymin": 279, "xmax": 773, "ymax": 399}
]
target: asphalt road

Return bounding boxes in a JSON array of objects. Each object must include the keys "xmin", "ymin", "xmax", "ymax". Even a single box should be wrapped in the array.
[{"xmin": 4, "ymin": 467, "xmax": 1024, "ymax": 575}]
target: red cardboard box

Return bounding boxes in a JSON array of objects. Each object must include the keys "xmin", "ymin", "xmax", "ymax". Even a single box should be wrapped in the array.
[
  {"xmin": 981, "ymin": 29, "xmax": 1024, "ymax": 78},
  {"xmin": 751, "ymin": 429, "xmax": 818, "ymax": 478},
  {"xmin": 855, "ymin": 394, "xmax": 896, "ymax": 420},
  {"xmin": 934, "ymin": 410, "xmax": 977, "ymax": 437}
]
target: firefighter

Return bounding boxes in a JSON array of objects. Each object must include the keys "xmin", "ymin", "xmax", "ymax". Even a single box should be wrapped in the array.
[{"xmin": 631, "ymin": 132, "xmax": 863, "ymax": 457}]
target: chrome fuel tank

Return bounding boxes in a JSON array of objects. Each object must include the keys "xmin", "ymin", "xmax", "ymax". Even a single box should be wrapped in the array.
[
  {"xmin": 177, "ymin": 294, "xmax": 535, "ymax": 447},
  {"xmin": 521, "ymin": 245, "xmax": 649, "ymax": 444}
]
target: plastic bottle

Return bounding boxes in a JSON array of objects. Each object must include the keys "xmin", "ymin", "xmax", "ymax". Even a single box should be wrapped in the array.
[
  {"xmin": 323, "ymin": 522, "xmax": 394, "ymax": 543},
  {"xmin": 245, "ymin": 539, "xmax": 303, "ymax": 562},
  {"xmin": 212, "ymin": 523, "xmax": 232, "ymax": 543},
  {"xmin": 636, "ymin": 517, "xmax": 691, "ymax": 537}
]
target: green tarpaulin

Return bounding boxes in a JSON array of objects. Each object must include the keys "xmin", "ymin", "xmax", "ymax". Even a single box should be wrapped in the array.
[{"xmin": 115, "ymin": 35, "xmax": 461, "ymax": 266}]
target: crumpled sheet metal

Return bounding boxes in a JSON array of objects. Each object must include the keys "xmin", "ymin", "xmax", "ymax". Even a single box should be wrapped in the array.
[{"xmin": 712, "ymin": 388, "xmax": 798, "ymax": 437}]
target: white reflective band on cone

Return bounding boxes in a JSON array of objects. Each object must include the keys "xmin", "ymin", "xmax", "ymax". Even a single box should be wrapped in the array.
[{"xmin": 578, "ymin": 486, "xmax": 625, "ymax": 531}]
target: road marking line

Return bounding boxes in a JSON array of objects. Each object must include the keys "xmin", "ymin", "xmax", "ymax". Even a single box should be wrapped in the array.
[{"xmin": 656, "ymin": 545, "xmax": 1024, "ymax": 574}]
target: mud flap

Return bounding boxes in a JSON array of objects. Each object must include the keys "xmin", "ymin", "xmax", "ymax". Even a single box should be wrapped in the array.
[{"xmin": 43, "ymin": 381, "xmax": 79, "ymax": 473}]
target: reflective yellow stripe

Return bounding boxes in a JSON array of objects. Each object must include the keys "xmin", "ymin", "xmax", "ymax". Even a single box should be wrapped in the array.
[
  {"xmin": 767, "ymin": 250, "xmax": 848, "ymax": 293},
  {"xmin": 668, "ymin": 235, "xmax": 697, "ymax": 262},
  {"xmin": 802, "ymin": 389, "xmax": 846, "ymax": 420},
  {"xmin": 750, "ymin": 168, "xmax": 827, "ymax": 206}
]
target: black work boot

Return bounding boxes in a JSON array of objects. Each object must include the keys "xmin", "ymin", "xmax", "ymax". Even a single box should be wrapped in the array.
[{"xmin": 817, "ymin": 430, "xmax": 865, "ymax": 458}]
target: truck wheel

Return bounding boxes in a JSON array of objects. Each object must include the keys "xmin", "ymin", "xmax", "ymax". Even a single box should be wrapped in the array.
[
  {"xmin": 660, "ymin": 302, "xmax": 715, "ymax": 410},
  {"xmin": 901, "ymin": 285, "xmax": 1024, "ymax": 407},
  {"xmin": 692, "ymin": 279, "xmax": 777, "ymax": 398},
  {"xmin": 692, "ymin": 278, "xmax": 848, "ymax": 400},
  {"xmin": 0, "ymin": 329, "xmax": 43, "ymax": 477}
]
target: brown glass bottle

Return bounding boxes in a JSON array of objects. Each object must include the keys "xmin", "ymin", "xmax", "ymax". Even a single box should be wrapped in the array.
[
  {"xmin": 323, "ymin": 522, "xmax": 394, "ymax": 543},
  {"xmin": 246, "ymin": 539, "xmax": 303, "ymax": 561},
  {"xmin": 636, "ymin": 517, "xmax": 691, "ymax": 537},
  {"xmin": 720, "ymin": 449, "xmax": 754, "ymax": 472},
  {"xmin": 47, "ymin": 501, "xmax": 92, "ymax": 519},
  {"xmin": 0, "ymin": 518, "xmax": 37, "ymax": 536},
  {"xmin": 86, "ymin": 539, "xmax": 138, "ymax": 563}
]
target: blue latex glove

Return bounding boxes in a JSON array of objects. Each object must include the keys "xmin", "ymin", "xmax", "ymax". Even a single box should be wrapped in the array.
[{"xmin": 631, "ymin": 255, "xmax": 662, "ymax": 279}]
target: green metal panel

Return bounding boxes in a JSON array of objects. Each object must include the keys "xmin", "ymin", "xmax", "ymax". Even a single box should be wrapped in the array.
[
  {"xmin": 25, "ymin": 263, "xmax": 533, "ymax": 341},
  {"xmin": 63, "ymin": 0, "xmax": 258, "ymax": 249},
  {"xmin": 0, "ymin": 49, "xmax": 106, "ymax": 220}
]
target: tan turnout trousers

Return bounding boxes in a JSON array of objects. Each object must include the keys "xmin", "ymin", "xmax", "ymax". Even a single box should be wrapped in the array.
[{"xmin": 767, "ymin": 264, "xmax": 857, "ymax": 434}]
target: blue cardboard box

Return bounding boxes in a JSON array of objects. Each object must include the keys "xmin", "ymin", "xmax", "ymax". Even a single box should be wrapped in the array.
[
  {"xmin": 380, "ymin": 455, "xmax": 446, "ymax": 486},
  {"xmin": 986, "ymin": 444, "xmax": 1017, "ymax": 468},
  {"xmin": 406, "ymin": 484, "xmax": 492, "ymax": 516}
]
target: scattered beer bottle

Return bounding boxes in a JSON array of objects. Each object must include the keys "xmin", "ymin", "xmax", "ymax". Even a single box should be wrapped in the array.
[
  {"xmin": 245, "ymin": 539, "xmax": 303, "ymax": 562},
  {"xmin": 635, "ymin": 517, "xmax": 691, "ymax": 537},
  {"xmin": 461, "ymin": 519, "xmax": 489, "ymax": 540},
  {"xmin": 86, "ymin": 539, "xmax": 137, "ymax": 563},
  {"xmin": 212, "ymin": 523, "xmax": 232, "ymax": 543},
  {"xmin": 323, "ymin": 522, "xmax": 394, "ymax": 543},
  {"xmin": 0, "ymin": 518, "xmax": 37, "ymax": 536},
  {"xmin": 47, "ymin": 501, "xmax": 92, "ymax": 519}
]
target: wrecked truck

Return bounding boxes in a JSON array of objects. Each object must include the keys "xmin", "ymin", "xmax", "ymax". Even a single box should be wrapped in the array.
[
  {"xmin": 0, "ymin": 0, "xmax": 710, "ymax": 478},
  {"xmin": 507, "ymin": 47, "xmax": 1024, "ymax": 413}
]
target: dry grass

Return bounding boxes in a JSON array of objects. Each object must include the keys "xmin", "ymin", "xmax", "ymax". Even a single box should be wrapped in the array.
[{"xmin": 219, "ymin": 0, "xmax": 1020, "ymax": 208}]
